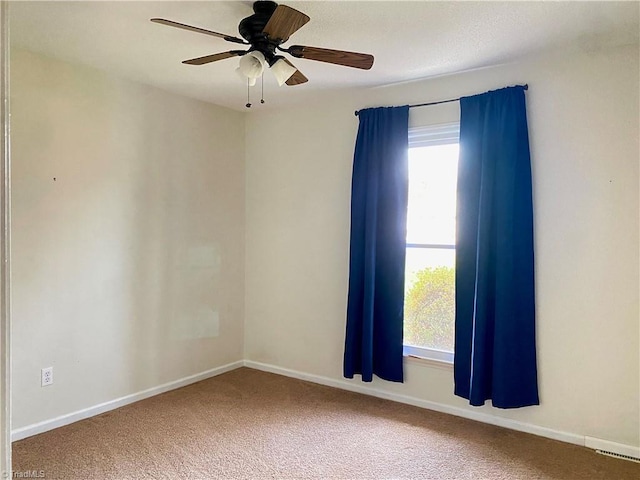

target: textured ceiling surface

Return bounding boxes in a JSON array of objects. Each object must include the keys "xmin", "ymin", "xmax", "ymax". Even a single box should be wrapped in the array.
[{"xmin": 9, "ymin": 1, "xmax": 640, "ymax": 112}]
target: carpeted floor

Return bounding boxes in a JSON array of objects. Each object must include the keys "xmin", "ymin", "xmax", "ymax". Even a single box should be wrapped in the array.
[{"xmin": 12, "ymin": 367, "xmax": 640, "ymax": 479}]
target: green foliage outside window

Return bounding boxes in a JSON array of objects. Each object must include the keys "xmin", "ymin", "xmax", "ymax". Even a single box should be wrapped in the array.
[{"xmin": 403, "ymin": 266, "xmax": 455, "ymax": 352}]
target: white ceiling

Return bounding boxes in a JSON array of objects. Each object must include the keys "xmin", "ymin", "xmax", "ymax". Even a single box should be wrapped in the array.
[{"xmin": 9, "ymin": 1, "xmax": 640, "ymax": 112}]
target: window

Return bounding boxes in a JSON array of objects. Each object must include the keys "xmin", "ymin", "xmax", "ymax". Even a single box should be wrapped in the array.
[{"xmin": 403, "ymin": 124, "xmax": 459, "ymax": 364}]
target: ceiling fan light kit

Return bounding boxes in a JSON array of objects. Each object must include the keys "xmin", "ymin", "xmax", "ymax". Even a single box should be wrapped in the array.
[
  {"xmin": 151, "ymin": 0, "xmax": 374, "ymax": 107},
  {"xmin": 270, "ymin": 57, "xmax": 297, "ymax": 86},
  {"xmin": 237, "ymin": 51, "xmax": 266, "ymax": 85}
]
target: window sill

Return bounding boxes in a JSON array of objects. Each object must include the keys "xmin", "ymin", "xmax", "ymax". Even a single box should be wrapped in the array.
[
  {"xmin": 404, "ymin": 354, "xmax": 453, "ymax": 370},
  {"xmin": 403, "ymin": 344, "xmax": 453, "ymax": 363}
]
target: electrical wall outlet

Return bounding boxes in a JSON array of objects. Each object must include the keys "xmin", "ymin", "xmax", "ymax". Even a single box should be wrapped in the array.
[{"xmin": 41, "ymin": 367, "xmax": 53, "ymax": 387}]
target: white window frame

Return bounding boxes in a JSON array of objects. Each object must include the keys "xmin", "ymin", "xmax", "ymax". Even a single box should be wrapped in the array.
[{"xmin": 403, "ymin": 122, "xmax": 459, "ymax": 365}]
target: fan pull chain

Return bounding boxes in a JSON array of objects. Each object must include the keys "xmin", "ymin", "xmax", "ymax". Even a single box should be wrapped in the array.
[
  {"xmin": 246, "ymin": 78, "xmax": 251, "ymax": 108},
  {"xmin": 260, "ymin": 75, "xmax": 265, "ymax": 104}
]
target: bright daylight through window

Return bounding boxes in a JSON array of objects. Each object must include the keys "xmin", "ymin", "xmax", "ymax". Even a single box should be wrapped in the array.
[{"xmin": 404, "ymin": 124, "xmax": 459, "ymax": 363}]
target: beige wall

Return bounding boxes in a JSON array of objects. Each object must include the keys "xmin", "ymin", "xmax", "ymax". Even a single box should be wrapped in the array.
[
  {"xmin": 10, "ymin": 50, "xmax": 245, "ymax": 429},
  {"xmin": 245, "ymin": 44, "xmax": 640, "ymax": 448}
]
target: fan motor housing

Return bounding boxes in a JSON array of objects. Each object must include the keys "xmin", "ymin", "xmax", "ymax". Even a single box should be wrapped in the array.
[
  {"xmin": 239, "ymin": 1, "xmax": 280, "ymax": 60},
  {"xmin": 253, "ymin": 1, "xmax": 278, "ymax": 16}
]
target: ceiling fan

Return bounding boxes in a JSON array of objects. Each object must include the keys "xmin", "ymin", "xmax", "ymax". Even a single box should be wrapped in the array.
[{"xmin": 151, "ymin": 1, "xmax": 374, "ymax": 90}]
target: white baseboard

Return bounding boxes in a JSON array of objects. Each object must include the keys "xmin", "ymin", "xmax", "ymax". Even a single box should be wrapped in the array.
[
  {"xmin": 243, "ymin": 360, "xmax": 640, "ymax": 458},
  {"xmin": 11, "ymin": 360, "xmax": 244, "ymax": 442},
  {"xmin": 585, "ymin": 436, "xmax": 640, "ymax": 460},
  {"xmin": 12, "ymin": 358, "xmax": 639, "ymax": 461}
]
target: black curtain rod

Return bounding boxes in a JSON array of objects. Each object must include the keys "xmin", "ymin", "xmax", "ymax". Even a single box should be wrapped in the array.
[{"xmin": 354, "ymin": 84, "xmax": 528, "ymax": 117}]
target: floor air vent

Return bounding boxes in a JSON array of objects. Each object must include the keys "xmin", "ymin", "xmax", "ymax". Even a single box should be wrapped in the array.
[{"xmin": 596, "ymin": 450, "xmax": 640, "ymax": 463}]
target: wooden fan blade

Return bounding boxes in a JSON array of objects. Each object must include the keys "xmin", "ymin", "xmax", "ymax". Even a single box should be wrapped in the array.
[
  {"xmin": 151, "ymin": 18, "xmax": 246, "ymax": 44},
  {"xmin": 288, "ymin": 46, "xmax": 374, "ymax": 70},
  {"xmin": 182, "ymin": 51, "xmax": 245, "ymax": 65},
  {"xmin": 282, "ymin": 59, "xmax": 308, "ymax": 86},
  {"xmin": 262, "ymin": 5, "xmax": 310, "ymax": 43}
]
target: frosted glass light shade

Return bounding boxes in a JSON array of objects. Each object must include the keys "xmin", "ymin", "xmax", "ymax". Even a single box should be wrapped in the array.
[
  {"xmin": 238, "ymin": 51, "xmax": 265, "ymax": 80},
  {"xmin": 270, "ymin": 58, "xmax": 296, "ymax": 86},
  {"xmin": 235, "ymin": 68, "xmax": 258, "ymax": 86}
]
